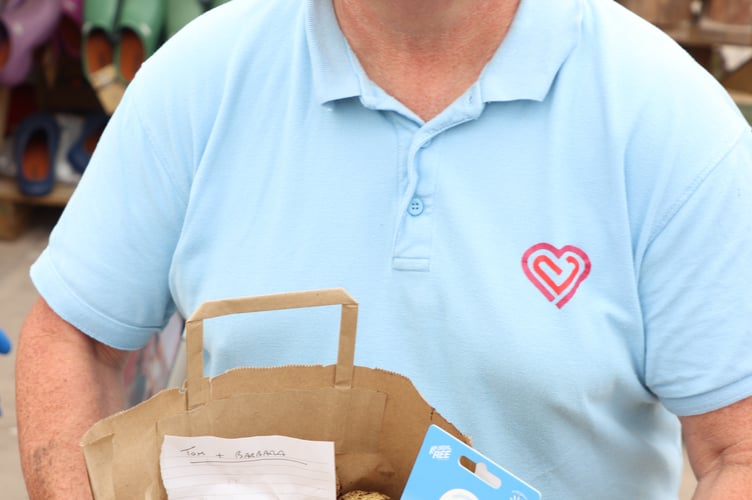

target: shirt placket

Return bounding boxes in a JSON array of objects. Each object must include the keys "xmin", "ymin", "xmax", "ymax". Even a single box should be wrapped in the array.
[{"xmin": 392, "ymin": 122, "xmax": 440, "ymax": 272}]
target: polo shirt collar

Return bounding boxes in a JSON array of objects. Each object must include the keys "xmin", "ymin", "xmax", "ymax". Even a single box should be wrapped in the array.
[
  {"xmin": 306, "ymin": 0, "xmax": 583, "ymax": 105},
  {"xmin": 306, "ymin": 0, "xmax": 361, "ymax": 104},
  {"xmin": 481, "ymin": 0, "xmax": 582, "ymax": 102}
]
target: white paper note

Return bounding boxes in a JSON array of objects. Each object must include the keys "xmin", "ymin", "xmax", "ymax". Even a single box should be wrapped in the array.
[{"xmin": 160, "ymin": 434, "xmax": 336, "ymax": 499}]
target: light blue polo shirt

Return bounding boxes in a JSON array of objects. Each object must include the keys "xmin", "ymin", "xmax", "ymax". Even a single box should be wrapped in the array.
[{"xmin": 32, "ymin": 0, "xmax": 752, "ymax": 497}]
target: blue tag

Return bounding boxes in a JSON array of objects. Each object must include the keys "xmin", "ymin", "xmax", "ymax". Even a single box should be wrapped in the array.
[{"xmin": 401, "ymin": 425, "xmax": 540, "ymax": 500}]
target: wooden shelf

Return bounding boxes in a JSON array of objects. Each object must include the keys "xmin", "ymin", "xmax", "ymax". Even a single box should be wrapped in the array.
[
  {"xmin": 665, "ymin": 20, "xmax": 752, "ymax": 48},
  {"xmin": 0, "ymin": 177, "xmax": 75, "ymax": 239},
  {"xmin": 0, "ymin": 176, "xmax": 75, "ymax": 206}
]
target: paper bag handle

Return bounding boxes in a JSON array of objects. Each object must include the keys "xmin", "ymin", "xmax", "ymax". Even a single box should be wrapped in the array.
[{"xmin": 183, "ymin": 288, "xmax": 359, "ymax": 409}]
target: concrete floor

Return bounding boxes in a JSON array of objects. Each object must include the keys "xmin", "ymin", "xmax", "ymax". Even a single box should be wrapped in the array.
[
  {"xmin": 0, "ymin": 207, "xmax": 55, "ymax": 500},
  {"xmin": 0, "ymin": 207, "xmax": 698, "ymax": 499}
]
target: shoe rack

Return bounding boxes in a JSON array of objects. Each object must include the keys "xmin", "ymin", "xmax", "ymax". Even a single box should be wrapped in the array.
[
  {"xmin": 0, "ymin": 1, "xmax": 92, "ymax": 239},
  {"xmin": 0, "ymin": 0, "xmax": 230, "ymax": 240},
  {"xmin": 0, "ymin": 44, "xmax": 98, "ymax": 239}
]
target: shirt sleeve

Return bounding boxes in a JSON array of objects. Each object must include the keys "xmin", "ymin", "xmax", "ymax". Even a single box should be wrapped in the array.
[
  {"xmin": 642, "ymin": 128, "xmax": 752, "ymax": 416},
  {"xmin": 30, "ymin": 74, "xmax": 190, "ymax": 350}
]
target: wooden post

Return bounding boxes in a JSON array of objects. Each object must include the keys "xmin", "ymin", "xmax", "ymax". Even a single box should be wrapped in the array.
[
  {"xmin": 705, "ymin": 0, "xmax": 752, "ymax": 25},
  {"xmin": 619, "ymin": 0, "xmax": 696, "ymax": 27},
  {"xmin": 0, "ymin": 178, "xmax": 74, "ymax": 240}
]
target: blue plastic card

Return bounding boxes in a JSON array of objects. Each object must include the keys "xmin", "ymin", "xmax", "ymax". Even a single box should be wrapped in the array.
[{"xmin": 401, "ymin": 425, "xmax": 540, "ymax": 500}]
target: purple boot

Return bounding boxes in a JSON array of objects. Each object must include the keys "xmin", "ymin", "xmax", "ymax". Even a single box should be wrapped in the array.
[{"xmin": 0, "ymin": 0, "xmax": 63, "ymax": 85}]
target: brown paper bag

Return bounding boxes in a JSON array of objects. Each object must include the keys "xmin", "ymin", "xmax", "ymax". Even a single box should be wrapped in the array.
[{"xmin": 82, "ymin": 288, "xmax": 469, "ymax": 499}]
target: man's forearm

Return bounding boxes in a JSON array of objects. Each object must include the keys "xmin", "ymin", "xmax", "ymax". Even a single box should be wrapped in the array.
[
  {"xmin": 681, "ymin": 398, "xmax": 752, "ymax": 500},
  {"xmin": 15, "ymin": 298, "xmax": 127, "ymax": 499},
  {"xmin": 693, "ymin": 465, "xmax": 752, "ymax": 499}
]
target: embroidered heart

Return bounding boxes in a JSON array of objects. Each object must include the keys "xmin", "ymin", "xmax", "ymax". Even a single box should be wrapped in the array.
[{"xmin": 522, "ymin": 243, "xmax": 591, "ymax": 309}]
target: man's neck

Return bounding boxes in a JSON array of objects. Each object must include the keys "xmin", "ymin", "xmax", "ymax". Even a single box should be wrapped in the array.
[{"xmin": 333, "ymin": 0, "xmax": 520, "ymax": 121}]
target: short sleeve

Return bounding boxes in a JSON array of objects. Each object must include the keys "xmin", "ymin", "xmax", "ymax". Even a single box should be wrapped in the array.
[
  {"xmin": 30, "ymin": 79, "xmax": 189, "ymax": 350},
  {"xmin": 642, "ymin": 129, "xmax": 752, "ymax": 416}
]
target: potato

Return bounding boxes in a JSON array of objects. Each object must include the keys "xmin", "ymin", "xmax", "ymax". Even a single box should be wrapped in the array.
[{"xmin": 338, "ymin": 490, "xmax": 391, "ymax": 500}]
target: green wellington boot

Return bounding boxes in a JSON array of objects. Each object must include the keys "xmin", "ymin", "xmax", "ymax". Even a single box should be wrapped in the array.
[
  {"xmin": 81, "ymin": 0, "xmax": 121, "ymax": 85},
  {"xmin": 115, "ymin": 0, "xmax": 166, "ymax": 83},
  {"xmin": 165, "ymin": 0, "xmax": 232, "ymax": 40},
  {"xmin": 165, "ymin": 0, "xmax": 210, "ymax": 39}
]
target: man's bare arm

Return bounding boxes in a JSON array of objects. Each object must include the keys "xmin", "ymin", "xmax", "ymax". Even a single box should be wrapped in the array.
[
  {"xmin": 680, "ymin": 396, "xmax": 752, "ymax": 499},
  {"xmin": 15, "ymin": 298, "xmax": 130, "ymax": 499}
]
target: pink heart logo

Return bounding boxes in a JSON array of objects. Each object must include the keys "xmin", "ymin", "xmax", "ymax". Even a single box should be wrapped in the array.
[{"xmin": 522, "ymin": 243, "xmax": 591, "ymax": 308}]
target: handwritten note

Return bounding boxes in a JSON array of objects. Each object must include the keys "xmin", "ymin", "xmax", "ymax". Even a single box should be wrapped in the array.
[{"xmin": 160, "ymin": 434, "xmax": 336, "ymax": 499}]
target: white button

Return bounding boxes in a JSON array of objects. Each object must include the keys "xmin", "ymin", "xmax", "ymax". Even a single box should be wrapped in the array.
[{"xmin": 407, "ymin": 197, "xmax": 424, "ymax": 216}]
